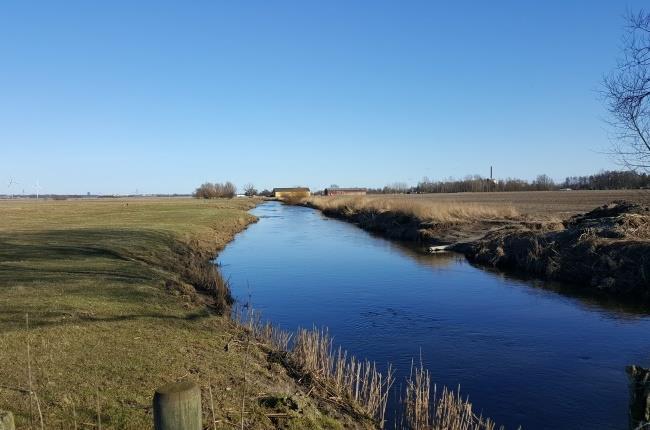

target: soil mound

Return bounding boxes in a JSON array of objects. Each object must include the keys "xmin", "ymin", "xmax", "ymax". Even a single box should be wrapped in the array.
[{"xmin": 456, "ymin": 201, "xmax": 650, "ymax": 299}]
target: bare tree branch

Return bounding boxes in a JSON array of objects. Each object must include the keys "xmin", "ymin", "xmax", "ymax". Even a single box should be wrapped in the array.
[{"xmin": 604, "ymin": 9, "xmax": 650, "ymax": 171}]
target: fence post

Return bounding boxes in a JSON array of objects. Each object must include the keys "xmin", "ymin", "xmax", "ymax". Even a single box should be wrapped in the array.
[
  {"xmin": 626, "ymin": 365, "xmax": 650, "ymax": 430},
  {"xmin": 153, "ymin": 380, "xmax": 202, "ymax": 430},
  {"xmin": 0, "ymin": 411, "xmax": 15, "ymax": 430}
]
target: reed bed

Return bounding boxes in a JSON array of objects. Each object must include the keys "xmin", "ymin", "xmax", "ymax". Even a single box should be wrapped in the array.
[
  {"xmin": 234, "ymin": 308, "xmax": 393, "ymax": 426},
  {"xmin": 307, "ymin": 196, "xmax": 520, "ymax": 223},
  {"xmin": 292, "ymin": 328, "xmax": 393, "ymax": 422},
  {"xmin": 404, "ymin": 361, "xmax": 503, "ymax": 430},
  {"xmin": 235, "ymin": 307, "xmax": 505, "ymax": 429}
]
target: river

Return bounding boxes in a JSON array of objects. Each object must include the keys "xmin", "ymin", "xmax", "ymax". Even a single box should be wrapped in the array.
[{"xmin": 218, "ymin": 201, "xmax": 650, "ymax": 429}]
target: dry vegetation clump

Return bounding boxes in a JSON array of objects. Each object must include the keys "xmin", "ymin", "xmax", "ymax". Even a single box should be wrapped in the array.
[
  {"xmin": 305, "ymin": 196, "xmax": 521, "ymax": 246},
  {"xmin": 237, "ymin": 309, "xmax": 506, "ymax": 430},
  {"xmin": 458, "ymin": 200, "xmax": 650, "ymax": 299},
  {"xmin": 404, "ymin": 362, "xmax": 502, "ymax": 430},
  {"xmin": 279, "ymin": 191, "xmax": 311, "ymax": 205},
  {"xmin": 170, "ymin": 239, "xmax": 233, "ymax": 313},
  {"xmin": 235, "ymin": 309, "xmax": 392, "ymax": 427},
  {"xmin": 308, "ymin": 196, "xmax": 519, "ymax": 223},
  {"xmin": 292, "ymin": 328, "xmax": 393, "ymax": 423}
]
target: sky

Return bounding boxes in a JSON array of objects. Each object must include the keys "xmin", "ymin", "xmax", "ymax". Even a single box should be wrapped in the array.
[{"xmin": 0, "ymin": 0, "xmax": 647, "ymax": 195}]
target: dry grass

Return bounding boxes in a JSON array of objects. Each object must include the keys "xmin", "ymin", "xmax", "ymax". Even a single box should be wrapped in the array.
[
  {"xmin": 365, "ymin": 190, "xmax": 650, "ymax": 219},
  {"xmin": 278, "ymin": 192, "xmax": 311, "ymax": 205},
  {"xmin": 308, "ymin": 196, "xmax": 520, "ymax": 223},
  {"xmin": 292, "ymin": 328, "xmax": 393, "ymax": 424},
  {"xmin": 404, "ymin": 361, "xmax": 501, "ymax": 430},
  {"xmin": 235, "ymin": 308, "xmax": 393, "ymax": 427},
  {"xmin": 238, "ymin": 306, "xmax": 503, "ymax": 430}
]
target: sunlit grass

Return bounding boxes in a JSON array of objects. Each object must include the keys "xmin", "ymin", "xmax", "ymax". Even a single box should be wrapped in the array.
[{"xmin": 0, "ymin": 198, "xmax": 363, "ymax": 429}]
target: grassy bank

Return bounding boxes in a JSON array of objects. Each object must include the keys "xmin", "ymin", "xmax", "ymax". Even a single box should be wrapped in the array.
[
  {"xmin": 306, "ymin": 195, "xmax": 521, "ymax": 245},
  {"xmin": 0, "ymin": 198, "xmax": 370, "ymax": 429}
]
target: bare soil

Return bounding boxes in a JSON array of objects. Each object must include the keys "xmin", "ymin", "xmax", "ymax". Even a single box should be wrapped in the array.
[{"xmin": 454, "ymin": 201, "xmax": 650, "ymax": 300}]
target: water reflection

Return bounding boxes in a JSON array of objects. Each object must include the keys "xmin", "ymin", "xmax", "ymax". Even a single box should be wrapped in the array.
[{"xmin": 381, "ymin": 231, "xmax": 650, "ymax": 318}]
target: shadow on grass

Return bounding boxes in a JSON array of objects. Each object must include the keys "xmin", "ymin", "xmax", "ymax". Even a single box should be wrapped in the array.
[
  {"xmin": 0, "ymin": 228, "xmax": 177, "ymax": 263},
  {"xmin": 0, "ymin": 307, "xmax": 212, "ymax": 333},
  {"xmin": 0, "ymin": 228, "xmax": 224, "ymax": 331}
]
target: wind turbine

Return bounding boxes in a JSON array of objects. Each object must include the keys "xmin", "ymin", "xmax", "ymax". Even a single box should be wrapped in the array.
[
  {"xmin": 34, "ymin": 180, "xmax": 42, "ymax": 200},
  {"xmin": 7, "ymin": 177, "xmax": 18, "ymax": 199}
]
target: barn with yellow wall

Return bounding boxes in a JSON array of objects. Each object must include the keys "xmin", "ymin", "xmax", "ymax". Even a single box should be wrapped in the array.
[{"xmin": 272, "ymin": 187, "xmax": 311, "ymax": 199}]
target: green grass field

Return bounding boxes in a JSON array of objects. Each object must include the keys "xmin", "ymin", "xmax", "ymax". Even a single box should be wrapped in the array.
[{"xmin": 0, "ymin": 198, "xmax": 356, "ymax": 429}]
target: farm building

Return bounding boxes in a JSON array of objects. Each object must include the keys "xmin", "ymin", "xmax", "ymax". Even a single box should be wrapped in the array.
[
  {"xmin": 324, "ymin": 187, "xmax": 367, "ymax": 196},
  {"xmin": 272, "ymin": 187, "xmax": 311, "ymax": 199}
]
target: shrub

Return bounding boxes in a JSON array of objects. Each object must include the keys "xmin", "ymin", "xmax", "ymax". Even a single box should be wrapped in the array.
[{"xmin": 194, "ymin": 182, "xmax": 237, "ymax": 199}]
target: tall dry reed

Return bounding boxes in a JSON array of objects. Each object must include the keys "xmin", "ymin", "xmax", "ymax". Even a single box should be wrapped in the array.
[
  {"xmin": 404, "ymin": 361, "xmax": 502, "ymax": 430},
  {"xmin": 234, "ymin": 306, "xmax": 504, "ymax": 429},
  {"xmin": 307, "ymin": 196, "xmax": 519, "ymax": 223},
  {"xmin": 292, "ymin": 328, "xmax": 393, "ymax": 424},
  {"xmin": 234, "ymin": 307, "xmax": 393, "ymax": 426}
]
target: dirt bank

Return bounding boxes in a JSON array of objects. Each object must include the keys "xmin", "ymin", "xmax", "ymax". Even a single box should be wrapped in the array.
[
  {"xmin": 454, "ymin": 201, "xmax": 650, "ymax": 300},
  {"xmin": 308, "ymin": 199, "xmax": 650, "ymax": 301},
  {"xmin": 311, "ymin": 202, "xmax": 514, "ymax": 245}
]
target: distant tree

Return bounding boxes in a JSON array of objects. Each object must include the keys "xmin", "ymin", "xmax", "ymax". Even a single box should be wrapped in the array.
[
  {"xmin": 532, "ymin": 174, "xmax": 555, "ymax": 191},
  {"xmin": 329, "ymin": 184, "xmax": 340, "ymax": 188},
  {"xmin": 383, "ymin": 182, "xmax": 409, "ymax": 193},
  {"xmin": 604, "ymin": 10, "xmax": 650, "ymax": 171},
  {"xmin": 243, "ymin": 183, "xmax": 257, "ymax": 197},
  {"xmin": 194, "ymin": 181, "xmax": 236, "ymax": 199},
  {"xmin": 258, "ymin": 189, "xmax": 273, "ymax": 197},
  {"xmin": 194, "ymin": 182, "xmax": 216, "ymax": 199},
  {"xmin": 221, "ymin": 181, "xmax": 236, "ymax": 198}
]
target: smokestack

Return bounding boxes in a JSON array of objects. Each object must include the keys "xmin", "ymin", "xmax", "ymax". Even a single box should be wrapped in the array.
[{"xmin": 490, "ymin": 166, "xmax": 493, "ymax": 180}]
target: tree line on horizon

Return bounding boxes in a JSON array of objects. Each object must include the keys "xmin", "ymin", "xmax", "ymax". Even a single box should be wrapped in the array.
[{"xmin": 360, "ymin": 170, "xmax": 650, "ymax": 195}]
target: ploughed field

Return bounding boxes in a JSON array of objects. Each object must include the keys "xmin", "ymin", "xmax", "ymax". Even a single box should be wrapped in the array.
[{"xmin": 0, "ymin": 198, "xmax": 367, "ymax": 429}]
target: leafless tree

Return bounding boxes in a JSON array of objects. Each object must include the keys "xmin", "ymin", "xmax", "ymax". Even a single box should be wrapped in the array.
[
  {"xmin": 194, "ymin": 181, "xmax": 237, "ymax": 199},
  {"xmin": 532, "ymin": 174, "xmax": 555, "ymax": 191},
  {"xmin": 243, "ymin": 183, "xmax": 257, "ymax": 197},
  {"xmin": 604, "ymin": 10, "xmax": 650, "ymax": 171}
]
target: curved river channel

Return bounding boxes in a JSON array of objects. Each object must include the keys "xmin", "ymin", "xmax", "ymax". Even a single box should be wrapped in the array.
[{"xmin": 218, "ymin": 201, "xmax": 650, "ymax": 429}]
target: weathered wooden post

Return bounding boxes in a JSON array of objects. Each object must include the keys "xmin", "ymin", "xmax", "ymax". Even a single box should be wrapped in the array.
[
  {"xmin": 627, "ymin": 365, "xmax": 650, "ymax": 430},
  {"xmin": 153, "ymin": 380, "xmax": 202, "ymax": 430},
  {"xmin": 0, "ymin": 411, "xmax": 15, "ymax": 430}
]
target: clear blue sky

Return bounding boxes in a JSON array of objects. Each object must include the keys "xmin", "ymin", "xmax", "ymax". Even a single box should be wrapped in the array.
[{"xmin": 0, "ymin": 1, "xmax": 646, "ymax": 194}]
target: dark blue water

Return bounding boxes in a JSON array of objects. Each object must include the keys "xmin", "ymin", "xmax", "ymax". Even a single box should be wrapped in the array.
[{"xmin": 219, "ymin": 201, "xmax": 650, "ymax": 429}]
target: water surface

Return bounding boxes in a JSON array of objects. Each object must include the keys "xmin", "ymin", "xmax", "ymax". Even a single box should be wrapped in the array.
[{"xmin": 219, "ymin": 201, "xmax": 650, "ymax": 429}]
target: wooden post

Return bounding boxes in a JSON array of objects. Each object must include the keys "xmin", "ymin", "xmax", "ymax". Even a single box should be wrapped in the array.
[
  {"xmin": 153, "ymin": 380, "xmax": 202, "ymax": 430},
  {"xmin": 627, "ymin": 365, "xmax": 650, "ymax": 430},
  {"xmin": 0, "ymin": 411, "xmax": 15, "ymax": 430}
]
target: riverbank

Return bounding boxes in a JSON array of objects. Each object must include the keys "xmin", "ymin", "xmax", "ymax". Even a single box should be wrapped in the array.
[
  {"xmin": 305, "ymin": 193, "xmax": 650, "ymax": 301},
  {"xmin": 0, "ymin": 198, "xmax": 373, "ymax": 429},
  {"xmin": 223, "ymin": 200, "xmax": 650, "ymax": 429}
]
